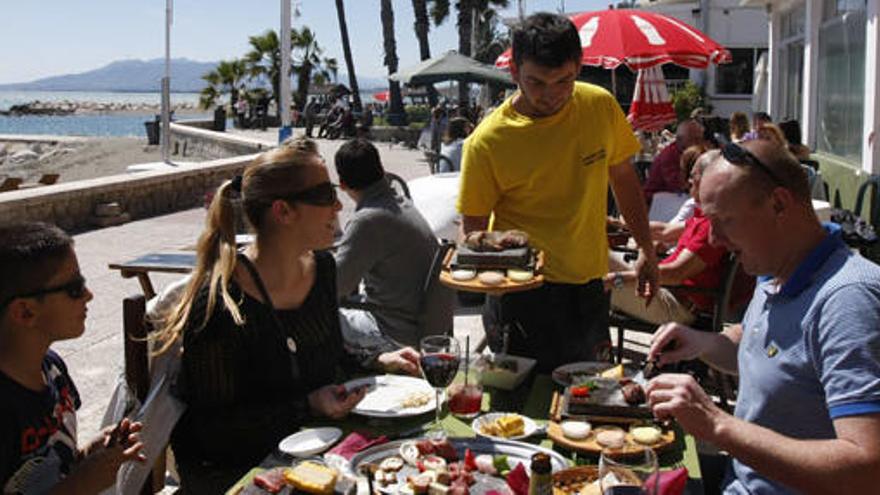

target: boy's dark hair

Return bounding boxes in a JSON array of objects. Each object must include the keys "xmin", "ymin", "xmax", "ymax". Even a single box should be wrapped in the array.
[
  {"xmin": 778, "ymin": 119, "xmax": 802, "ymax": 146},
  {"xmin": 752, "ymin": 111, "xmax": 772, "ymax": 124},
  {"xmin": 512, "ymin": 12, "xmax": 582, "ymax": 68},
  {"xmin": 335, "ymin": 138, "xmax": 385, "ymax": 190},
  {"xmin": 0, "ymin": 222, "xmax": 73, "ymax": 312}
]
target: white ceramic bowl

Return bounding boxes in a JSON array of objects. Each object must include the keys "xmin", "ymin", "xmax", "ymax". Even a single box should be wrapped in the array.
[{"xmin": 278, "ymin": 427, "xmax": 343, "ymax": 457}]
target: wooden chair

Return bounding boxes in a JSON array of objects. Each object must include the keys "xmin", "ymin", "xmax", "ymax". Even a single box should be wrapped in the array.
[
  {"xmin": 122, "ymin": 294, "xmax": 166, "ymax": 494},
  {"xmin": 0, "ymin": 177, "xmax": 22, "ymax": 192},
  {"xmin": 609, "ymin": 253, "xmax": 747, "ymax": 410}
]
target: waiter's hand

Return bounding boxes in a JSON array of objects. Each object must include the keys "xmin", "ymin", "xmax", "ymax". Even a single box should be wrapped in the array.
[{"xmin": 634, "ymin": 248, "xmax": 659, "ymax": 306}]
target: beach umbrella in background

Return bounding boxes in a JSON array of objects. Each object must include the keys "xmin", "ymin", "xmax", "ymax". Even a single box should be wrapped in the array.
[
  {"xmin": 627, "ymin": 66, "xmax": 676, "ymax": 132},
  {"xmin": 392, "ymin": 51, "xmax": 515, "ymax": 87},
  {"xmin": 495, "ymin": 9, "xmax": 730, "ymax": 71},
  {"xmin": 372, "ymin": 90, "xmax": 390, "ymax": 103}
]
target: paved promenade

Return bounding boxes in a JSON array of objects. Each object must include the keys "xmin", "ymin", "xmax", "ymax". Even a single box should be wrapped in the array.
[{"xmin": 60, "ymin": 130, "xmax": 485, "ymax": 441}]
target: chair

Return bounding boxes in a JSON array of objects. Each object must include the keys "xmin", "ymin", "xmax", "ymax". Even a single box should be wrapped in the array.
[
  {"xmin": 386, "ymin": 172, "xmax": 411, "ymax": 199},
  {"xmin": 609, "ymin": 253, "xmax": 745, "ymax": 410},
  {"xmin": 0, "ymin": 177, "xmax": 22, "ymax": 192},
  {"xmin": 422, "ymin": 149, "xmax": 455, "ymax": 174},
  {"xmin": 340, "ymin": 239, "xmax": 456, "ymax": 344},
  {"xmin": 854, "ymin": 174, "xmax": 880, "ymax": 230}
]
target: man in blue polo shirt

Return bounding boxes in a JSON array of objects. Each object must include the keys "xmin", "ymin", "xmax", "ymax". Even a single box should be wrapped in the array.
[{"xmin": 645, "ymin": 140, "xmax": 880, "ymax": 494}]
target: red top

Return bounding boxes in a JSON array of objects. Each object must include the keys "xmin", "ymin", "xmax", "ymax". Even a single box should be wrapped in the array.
[
  {"xmin": 661, "ymin": 208, "xmax": 728, "ymax": 312},
  {"xmin": 643, "ymin": 142, "xmax": 685, "ymax": 202}
]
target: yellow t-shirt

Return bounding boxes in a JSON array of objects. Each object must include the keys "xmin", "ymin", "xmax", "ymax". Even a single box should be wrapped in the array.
[{"xmin": 457, "ymin": 82, "xmax": 640, "ymax": 284}]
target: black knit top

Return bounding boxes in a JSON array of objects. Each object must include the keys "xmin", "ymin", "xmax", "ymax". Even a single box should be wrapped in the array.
[{"xmin": 171, "ymin": 251, "xmax": 345, "ymax": 470}]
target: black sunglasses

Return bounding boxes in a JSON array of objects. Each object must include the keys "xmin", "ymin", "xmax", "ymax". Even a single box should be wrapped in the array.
[
  {"xmin": 1, "ymin": 274, "xmax": 88, "ymax": 308},
  {"xmin": 284, "ymin": 182, "xmax": 338, "ymax": 207},
  {"xmin": 721, "ymin": 143, "xmax": 782, "ymax": 185}
]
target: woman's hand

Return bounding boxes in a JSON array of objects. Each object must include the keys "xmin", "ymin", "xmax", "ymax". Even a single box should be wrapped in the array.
[
  {"xmin": 377, "ymin": 347, "xmax": 421, "ymax": 376},
  {"xmin": 308, "ymin": 384, "xmax": 366, "ymax": 419}
]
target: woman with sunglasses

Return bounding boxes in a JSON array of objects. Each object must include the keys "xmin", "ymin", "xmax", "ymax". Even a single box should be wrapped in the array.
[{"xmin": 155, "ymin": 139, "xmax": 417, "ymax": 492}]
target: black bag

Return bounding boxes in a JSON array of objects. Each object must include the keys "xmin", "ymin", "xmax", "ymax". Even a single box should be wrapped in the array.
[{"xmin": 830, "ymin": 208, "xmax": 878, "ymax": 247}]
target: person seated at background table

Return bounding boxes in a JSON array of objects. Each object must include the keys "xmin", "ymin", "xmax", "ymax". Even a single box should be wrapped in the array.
[
  {"xmin": 0, "ymin": 222, "xmax": 145, "ymax": 494},
  {"xmin": 742, "ymin": 111, "xmax": 772, "ymax": 141},
  {"xmin": 607, "ymin": 150, "xmax": 751, "ymax": 325},
  {"xmin": 756, "ymin": 123, "xmax": 788, "ymax": 150},
  {"xmin": 646, "ymin": 140, "xmax": 880, "ymax": 494},
  {"xmin": 643, "ymin": 119, "xmax": 705, "ymax": 204},
  {"xmin": 439, "ymin": 117, "xmax": 474, "ymax": 173},
  {"xmin": 333, "ymin": 139, "xmax": 440, "ymax": 363},
  {"xmin": 154, "ymin": 139, "xmax": 418, "ymax": 493},
  {"xmin": 729, "ymin": 111, "xmax": 750, "ymax": 143},
  {"xmin": 777, "ymin": 119, "xmax": 812, "ymax": 161},
  {"xmin": 647, "ymin": 144, "xmax": 708, "ymax": 245}
]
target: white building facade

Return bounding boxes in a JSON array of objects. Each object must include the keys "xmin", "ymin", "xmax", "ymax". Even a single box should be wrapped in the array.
[{"xmin": 638, "ymin": 0, "xmax": 770, "ymax": 117}]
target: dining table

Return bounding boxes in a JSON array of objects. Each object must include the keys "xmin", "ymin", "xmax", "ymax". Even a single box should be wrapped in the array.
[{"xmin": 227, "ymin": 372, "xmax": 704, "ymax": 495}]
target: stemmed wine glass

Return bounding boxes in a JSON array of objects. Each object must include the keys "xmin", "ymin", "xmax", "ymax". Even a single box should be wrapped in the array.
[
  {"xmin": 598, "ymin": 448, "xmax": 659, "ymax": 495},
  {"xmin": 419, "ymin": 335, "xmax": 461, "ymax": 439}
]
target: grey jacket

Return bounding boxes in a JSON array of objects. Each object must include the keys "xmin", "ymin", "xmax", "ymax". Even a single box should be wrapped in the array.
[{"xmin": 335, "ymin": 178, "xmax": 438, "ymax": 346}]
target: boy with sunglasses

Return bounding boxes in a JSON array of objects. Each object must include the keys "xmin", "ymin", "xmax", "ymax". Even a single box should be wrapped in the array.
[{"xmin": 0, "ymin": 222, "xmax": 145, "ymax": 494}]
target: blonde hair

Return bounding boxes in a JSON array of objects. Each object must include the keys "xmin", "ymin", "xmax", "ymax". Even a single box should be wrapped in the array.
[
  {"xmin": 154, "ymin": 138, "xmax": 322, "ymax": 354},
  {"xmin": 757, "ymin": 123, "xmax": 787, "ymax": 149}
]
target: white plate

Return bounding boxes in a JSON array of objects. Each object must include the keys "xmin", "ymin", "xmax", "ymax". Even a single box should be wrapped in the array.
[
  {"xmin": 278, "ymin": 427, "xmax": 342, "ymax": 457},
  {"xmin": 471, "ymin": 413, "xmax": 539, "ymax": 441},
  {"xmin": 346, "ymin": 375, "xmax": 436, "ymax": 418},
  {"xmin": 551, "ymin": 361, "xmax": 639, "ymax": 387}
]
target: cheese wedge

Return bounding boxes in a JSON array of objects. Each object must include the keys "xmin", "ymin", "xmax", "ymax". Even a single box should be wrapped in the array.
[
  {"xmin": 284, "ymin": 461, "xmax": 338, "ymax": 495},
  {"xmin": 599, "ymin": 364, "xmax": 624, "ymax": 379}
]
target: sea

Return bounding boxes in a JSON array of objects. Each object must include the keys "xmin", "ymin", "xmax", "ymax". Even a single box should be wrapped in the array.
[
  {"xmin": 0, "ymin": 90, "xmax": 206, "ymax": 137},
  {"xmin": 0, "ymin": 89, "xmax": 385, "ymax": 138}
]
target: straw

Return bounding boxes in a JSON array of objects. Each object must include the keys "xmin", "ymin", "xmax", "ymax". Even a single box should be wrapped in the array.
[{"xmin": 464, "ymin": 335, "xmax": 470, "ymax": 388}]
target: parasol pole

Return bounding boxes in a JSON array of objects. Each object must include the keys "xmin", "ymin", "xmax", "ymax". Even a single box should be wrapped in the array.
[
  {"xmin": 161, "ymin": 0, "xmax": 173, "ymax": 165},
  {"xmin": 611, "ymin": 68, "xmax": 617, "ymax": 99},
  {"xmin": 279, "ymin": 0, "xmax": 292, "ymax": 143}
]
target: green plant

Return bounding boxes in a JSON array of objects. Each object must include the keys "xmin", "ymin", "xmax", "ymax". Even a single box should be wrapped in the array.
[
  {"xmin": 671, "ymin": 81, "xmax": 706, "ymax": 123},
  {"xmin": 405, "ymin": 105, "xmax": 432, "ymax": 124}
]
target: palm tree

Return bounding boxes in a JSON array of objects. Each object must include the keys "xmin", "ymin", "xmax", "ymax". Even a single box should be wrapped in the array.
[
  {"xmin": 412, "ymin": 0, "xmax": 440, "ymax": 106},
  {"xmin": 335, "ymin": 0, "xmax": 362, "ymax": 113},
  {"xmin": 291, "ymin": 27, "xmax": 335, "ymax": 111},
  {"xmin": 380, "ymin": 0, "xmax": 406, "ymax": 125},
  {"xmin": 244, "ymin": 30, "xmax": 284, "ymax": 119},
  {"xmin": 199, "ymin": 59, "xmax": 248, "ymax": 111}
]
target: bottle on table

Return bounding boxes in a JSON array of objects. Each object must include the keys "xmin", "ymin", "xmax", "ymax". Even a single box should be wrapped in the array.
[{"xmin": 528, "ymin": 453, "xmax": 552, "ymax": 495}]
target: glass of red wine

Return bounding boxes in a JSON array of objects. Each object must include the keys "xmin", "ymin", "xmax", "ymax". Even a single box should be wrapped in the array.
[
  {"xmin": 419, "ymin": 335, "xmax": 461, "ymax": 438},
  {"xmin": 599, "ymin": 448, "xmax": 659, "ymax": 495}
]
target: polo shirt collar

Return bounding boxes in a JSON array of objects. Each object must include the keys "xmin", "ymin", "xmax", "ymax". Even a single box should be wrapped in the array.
[{"xmin": 774, "ymin": 223, "xmax": 844, "ymax": 297}]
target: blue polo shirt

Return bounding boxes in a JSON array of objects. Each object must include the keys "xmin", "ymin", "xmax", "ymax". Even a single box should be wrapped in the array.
[{"xmin": 724, "ymin": 224, "xmax": 880, "ymax": 494}]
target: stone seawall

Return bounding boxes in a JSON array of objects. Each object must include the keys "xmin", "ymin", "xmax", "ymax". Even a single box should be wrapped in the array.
[
  {"xmin": 0, "ymin": 155, "xmax": 255, "ymax": 232},
  {"xmin": 170, "ymin": 121, "xmax": 268, "ymax": 159}
]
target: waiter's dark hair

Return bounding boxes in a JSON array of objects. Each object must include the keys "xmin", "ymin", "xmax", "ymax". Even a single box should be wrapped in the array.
[{"xmin": 512, "ymin": 12, "xmax": 582, "ymax": 68}]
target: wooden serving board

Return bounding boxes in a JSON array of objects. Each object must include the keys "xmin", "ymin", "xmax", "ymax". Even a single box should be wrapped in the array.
[
  {"xmin": 439, "ymin": 248, "xmax": 545, "ymax": 294},
  {"xmin": 547, "ymin": 392, "xmax": 676, "ymax": 455},
  {"xmin": 546, "ymin": 421, "xmax": 676, "ymax": 456}
]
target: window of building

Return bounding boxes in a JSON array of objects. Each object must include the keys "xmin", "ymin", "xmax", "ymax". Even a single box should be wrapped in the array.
[
  {"xmin": 715, "ymin": 48, "xmax": 767, "ymax": 95},
  {"xmin": 815, "ymin": 0, "xmax": 865, "ymax": 162},
  {"xmin": 778, "ymin": 5, "xmax": 806, "ymax": 122}
]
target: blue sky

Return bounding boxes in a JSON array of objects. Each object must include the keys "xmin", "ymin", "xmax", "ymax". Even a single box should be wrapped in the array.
[{"xmin": 0, "ymin": 0, "xmax": 614, "ymax": 85}]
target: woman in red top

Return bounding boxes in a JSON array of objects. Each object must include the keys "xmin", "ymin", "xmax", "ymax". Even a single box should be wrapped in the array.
[{"xmin": 605, "ymin": 149, "xmax": 743, "ymax": 324}]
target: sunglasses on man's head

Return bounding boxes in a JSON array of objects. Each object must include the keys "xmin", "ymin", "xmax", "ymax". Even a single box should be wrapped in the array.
[
  {"xmin": 721, "ymin": 143, "xmax": 782, "ymax": 185},
  {"xmin": 1, "ymin": 273, "xmax": 88, "ymax": 308},
  {"xmin": 284, "ymin": 182, "xmax": 338, "ymax": 207}
]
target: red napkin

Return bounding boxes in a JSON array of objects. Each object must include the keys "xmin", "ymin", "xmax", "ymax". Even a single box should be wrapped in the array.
[
  {"xmin": 646, "ymin": 467, "xmax": 689, "ymax": 495},
  {"xmin": 327, "ymin": 431, "xmax": 388, "ymax": 460}
]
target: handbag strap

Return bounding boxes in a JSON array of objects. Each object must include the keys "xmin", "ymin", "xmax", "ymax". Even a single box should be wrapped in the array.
[{"xmin": 236, "ymin": 252, "xmax": 301, "ymax": 382}]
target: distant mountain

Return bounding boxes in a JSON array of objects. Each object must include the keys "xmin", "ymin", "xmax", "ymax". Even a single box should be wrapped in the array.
[
  {"xmin": 0, "ymin": 57, "xmax": 391, "ymax": 93},
  {"xmin": 0, "ymin": 59, "xmax": 218, "ymax": 93}
]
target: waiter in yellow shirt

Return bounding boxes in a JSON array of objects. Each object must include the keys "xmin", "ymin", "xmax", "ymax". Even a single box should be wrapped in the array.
[{"xmin": 458, "ymin": 12, "xmax": 658, "ymax": 371}]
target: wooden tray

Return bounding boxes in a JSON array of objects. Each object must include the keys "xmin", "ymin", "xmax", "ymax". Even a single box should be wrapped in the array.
[
  {"xmin": 546, "ymin": 392, "xmax": 676, "ymax": 456},
  {"xmin": 439, "ymin": 248, "xmax": 545, "ymax": 294}
]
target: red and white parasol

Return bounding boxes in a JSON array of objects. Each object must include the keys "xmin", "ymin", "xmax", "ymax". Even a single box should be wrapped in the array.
[
  {"xmin": 627, "ymin": 66, "xmax": 676, "ymax": 132},
  {"xmin": 495, "ymin": 9, "xmax": 730, "ymax": 71}
]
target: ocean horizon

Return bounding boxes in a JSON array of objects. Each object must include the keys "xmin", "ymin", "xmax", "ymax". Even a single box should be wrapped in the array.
[{"xmin": 0, "ymin": 89, "xmax": 383, "ymax": 137}]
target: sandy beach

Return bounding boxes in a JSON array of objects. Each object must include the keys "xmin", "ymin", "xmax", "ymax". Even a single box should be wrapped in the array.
[{"xmin": 0, "ymin": 136, "xmax": 221, "ymax": 184}]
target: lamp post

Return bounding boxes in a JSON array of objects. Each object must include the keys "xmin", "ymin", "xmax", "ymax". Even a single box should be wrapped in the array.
[
  {"xmin": 161, "ymin": 0, "xmax": 173, "ymax": 165},
  {"xmin": 279, "ymin": 0, "xmax": 293, "ymax": 143}
]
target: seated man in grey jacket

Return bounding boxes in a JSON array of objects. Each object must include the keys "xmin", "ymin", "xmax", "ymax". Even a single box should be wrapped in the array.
[{"xmin": 334, "ymin": 138, "xmax": 440, "ymax": 364}]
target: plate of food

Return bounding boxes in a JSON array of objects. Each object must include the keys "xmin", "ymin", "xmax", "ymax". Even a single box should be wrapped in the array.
[
  {"xmin": 439, "ymin": 230, "xmax": 546, "ymax": 295},
  {"xmin": 472, "ymin": 413, "xmax": 540, "ymax": 441},
  {"xmin": 561, "ymin": 377, "xmax": 652, "ymax": 419},
  {"xmin": 552, "ymin": 465, "xmax": 601, "ymax": 495},
  {"xmin": 345, "ymin": 375, "xmax": 436, "ymax": 418},
  {"xmin": 551, "ymin": 362, "xmax": 640, "ymax": 387},
  {"xmin": 349, "ymin": 437, "xmax": 569, "ymax": 495}
]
